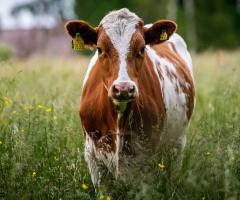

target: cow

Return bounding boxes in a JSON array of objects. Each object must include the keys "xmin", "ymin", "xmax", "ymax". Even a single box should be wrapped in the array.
[{"xmin": 65, "ymin": 8, "xmax": 195, "ymax": 190}]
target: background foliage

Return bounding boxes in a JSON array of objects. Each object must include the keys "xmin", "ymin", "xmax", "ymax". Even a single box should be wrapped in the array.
[
  {"xmin": 74, "ymin": 0, "xmax": 240, "ymax": 51},
  {"xmin": 0, "ymin": 51, "xmax": 240, "ymax": 199}
]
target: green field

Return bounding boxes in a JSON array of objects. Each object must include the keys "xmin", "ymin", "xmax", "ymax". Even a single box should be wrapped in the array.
[{"xmin": 0, "ymin": 51, "xmax": 240, "ymax": 199}]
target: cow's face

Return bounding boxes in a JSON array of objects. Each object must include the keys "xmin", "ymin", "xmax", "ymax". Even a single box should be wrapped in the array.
[{"xmin": 65, "ymin": 9, "xmax": 176, "ymax": 108}]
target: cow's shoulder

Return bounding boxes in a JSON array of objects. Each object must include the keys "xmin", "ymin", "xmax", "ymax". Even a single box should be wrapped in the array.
[
  {"xmin": 168, "ymin": 33, "xmax": 193, "ymax": 72},
  {"xmin": 147, "ymin": 37, "xmax": 195, "ymax": 121}
]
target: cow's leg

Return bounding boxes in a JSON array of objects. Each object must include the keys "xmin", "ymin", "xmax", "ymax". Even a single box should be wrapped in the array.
[
  {"xmin": 84, "ymin": 134, "xmax": 104, "ymax": 187},
  {"xmin": 85, "ymin": 153, "xmax": 101, "ymax": 186},
  {"xmin": 171, "ymin": 133, "xmax": 187, "ymax": 170},
  {"xmin": 84, "ymin": 134, "xmax": 115, "ymax": 193},
  {"xmin": 176, "ymin": 134, "xmax": 186, "ymax": 160},
  {"xmin": 155, "ymin": 132, "xmax": 187, "ymax": 176}
]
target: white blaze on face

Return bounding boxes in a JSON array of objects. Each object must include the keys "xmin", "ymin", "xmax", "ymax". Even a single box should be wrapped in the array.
[{"xmin": 100, "ymin": 8, "xmax": 139, "ymax": 87}]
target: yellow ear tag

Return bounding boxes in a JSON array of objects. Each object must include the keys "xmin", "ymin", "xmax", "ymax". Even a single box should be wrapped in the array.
[
  {"xmin": 72, "ymin": 33, "xmax": 84, "ymax": 51},
  {"xmin": 160, "ymin": 30, "xmax": 168, "ymax": 41}
]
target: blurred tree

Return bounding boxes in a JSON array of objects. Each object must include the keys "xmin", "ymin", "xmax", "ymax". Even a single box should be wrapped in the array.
[
  {"xmin": 12, "ymin": 0, "xmax": 239, "ymax": 51},
  {"xmin": 74, "ymin": 0, "xmax": 172, "ymax": 25},
  {"xmin": 128, "ymin": 0, "xmax": 168, "ymax": 23},
  {"xmin": 167, "ymin": 0, "xmax": 177, "ymax": 20},
  {"xmin": 194, "ymin": 0, "xmax": 240, "ymax": 51},
  {"xmin": 238, "ymin": 0, "xmax": 240, "ymax": 14},
  {"xmin": 183, "ymin": 0, "xmax": 197, "ymax": 51},
  {"xmin": 11, "ymin": 0, "xmax": 70, "ymax": 22},
  {"xmin": 10, "ymin": 0, "xmax": 74, "ymax": 56},
  {"xmin": 74, "ymin": 0, "xmax": 128, "ymax": 26}
]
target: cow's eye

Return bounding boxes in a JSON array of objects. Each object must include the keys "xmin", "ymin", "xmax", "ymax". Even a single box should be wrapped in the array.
[
  {"xmin": 97, "ymin": 47, "xmax": 102, "ymax": 55},
  {"xmin": 136, "ymin": 47, "xmax": 145, "ymax": 57}
]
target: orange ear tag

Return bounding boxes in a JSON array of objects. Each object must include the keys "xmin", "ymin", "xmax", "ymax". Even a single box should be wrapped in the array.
[
  {"xmin": 160, "ymin": 30, "xmax": 168, "ymax": 41},
  {"xmin": 72, "ymin": 33, "xmax": 84, "ymax": 51}
]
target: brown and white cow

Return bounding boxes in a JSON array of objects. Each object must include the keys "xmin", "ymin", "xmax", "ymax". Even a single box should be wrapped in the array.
[{"xmin": 65, "ymin": 8, "xmax": 195, "ymax": 187}]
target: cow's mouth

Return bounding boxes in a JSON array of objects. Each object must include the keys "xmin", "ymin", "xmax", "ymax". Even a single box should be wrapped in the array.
[{"xmin": 112, "ymin": 93, "xmax": 137, "ymax": 102}]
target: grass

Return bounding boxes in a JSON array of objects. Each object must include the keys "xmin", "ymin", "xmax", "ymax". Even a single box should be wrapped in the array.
[{"xmin": 0, "ymin": 50, "xmax": 240, "ymax": 199}]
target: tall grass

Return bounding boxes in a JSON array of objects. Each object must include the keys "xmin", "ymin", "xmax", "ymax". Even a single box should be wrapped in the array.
[{"xmin": 0, "ymin": 51, "xmax": 240, "ymax": 199}]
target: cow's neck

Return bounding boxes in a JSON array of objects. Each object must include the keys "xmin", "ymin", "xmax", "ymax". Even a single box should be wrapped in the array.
[{"xmin": 116, "ymin": 102, "xmax": 133, "ymax": 130}]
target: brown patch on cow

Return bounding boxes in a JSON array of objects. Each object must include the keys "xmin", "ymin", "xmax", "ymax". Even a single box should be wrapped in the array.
[
  {"xmin": 168, "ymin": 42, "xmax": 178, "ymax": 54},
  {"xmin": 80, "ymin": 28, "xmax": 121, "ymax": 153},
  {"xmin": 96, "ymin": 133, "xmax": 114, "ymax": 153},
  {"xmin": 125, "ymin": 30, "xmax": 146, "ymax": 86}
]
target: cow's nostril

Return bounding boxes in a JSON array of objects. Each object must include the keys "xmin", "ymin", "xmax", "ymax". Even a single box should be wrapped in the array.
[
  {"xmin": 128, "ymin": 86, "xmax": 135, "ymax": 94},
  {"xmin": 113, "ymin": 85, "xmax": 120, "ymax": 96},
  {"xmin": 113, "ymin": 85, "xmax": 119, "ymax": 92}
]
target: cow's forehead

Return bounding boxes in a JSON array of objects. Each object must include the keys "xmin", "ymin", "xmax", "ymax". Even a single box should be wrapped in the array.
[
  {"xmin": 99, "ymin": 8, "xmax": 141, "ymax": 47},
  {"xmin": 100, "ymin": 8, "xmax": 140, "ymax": 30}
]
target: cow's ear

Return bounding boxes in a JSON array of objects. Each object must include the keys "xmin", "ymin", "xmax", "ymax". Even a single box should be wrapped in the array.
[
  {"xmin": 65, "ymin": 20, "xmax": 98, "ymax": 47},
  {"xmin": 144, "ymin": 20, "xmax": 177, "ymax": 45}
]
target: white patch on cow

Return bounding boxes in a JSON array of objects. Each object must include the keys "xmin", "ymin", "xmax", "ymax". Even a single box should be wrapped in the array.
[
  {"xmin": 100, "ymin": 8, "xmax": 139, "ymax": 93},
  {"xmin": 84, "ymin": 133, "xmax": 101, "ymax": 186},
  {"xmin": 169, "ymin": 33, "xmax": 193, "ymax": 72},
  {"xmin": 144, "ymin": 23, "xmax": 153, "ymax": 28},
  {"xmin": 96, "ymin": 149, "xmax": 117, "ymax": 176},
  {"xmin": 146, "ymin": 46, "xmax": 190, "ymax": 149},
  {"xmin": 84, "ymin": 130, "xmax": 120, "ymax": 186},
  {"xmin": 168, "ymin": 33, "xmax": 196, "ymax": 109},
  {"xmin": 83, "ymin": 51, "xmax": 98, "ymax": 87},
  {"xmin": 145, "ymin": 46, "xmax": 164, "ymax": 95}
]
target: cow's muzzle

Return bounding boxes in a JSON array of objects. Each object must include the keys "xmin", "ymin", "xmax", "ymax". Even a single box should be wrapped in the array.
[{"xmin": 110, "ymin": 81, "xmax": 138, "ymax": 102}]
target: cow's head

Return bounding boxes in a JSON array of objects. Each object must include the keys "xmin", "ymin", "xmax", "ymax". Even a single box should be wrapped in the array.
[{"xmin": 65, "ymin": 8, "xmax": 176, "ymax": 110}]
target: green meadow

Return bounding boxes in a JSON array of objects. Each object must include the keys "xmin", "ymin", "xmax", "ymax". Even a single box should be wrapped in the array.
[{"xmin": 0, "ymin": 51, "xmax": 240, "ymax": 199}]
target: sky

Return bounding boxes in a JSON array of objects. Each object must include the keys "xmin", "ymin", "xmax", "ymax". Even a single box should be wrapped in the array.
[{"xmin": 0, "ymin": 0, "xmax": 74, "ymax": 30}]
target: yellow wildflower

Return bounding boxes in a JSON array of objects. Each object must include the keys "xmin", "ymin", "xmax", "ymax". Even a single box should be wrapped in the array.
[
  {"xmin": 81, "ymin": 183, "xmax": 89, "ymax": 190},
  {"xmin": 3, "ymin": 96, "xmax": 10, "ymax": 106},
  {"xmin": 46, "ymin": 108, "xmax": 52, "ymax": 113},
  {"xmin": 206, "ymin": 151, "xmax": 211, "ymax": 156},
  {"xmin": 53, "ymin": 115, "xmax": 58, "ymax": 120},
  {"xmin": 32, "ymin": 170, "xmax": 37, "ymax": 177},
  {"xmin": 100, "ymin": 194, "xmax": 104, "ymax": 200},
  {"xmin": 24, "ymin": 105, "xmax": 32, "ymax": 112},
  {"xmin": 21, "ymin": 129, "xmax": 24, "ymax": 133},
  {"xmin": 158, "ymin": 163, "xmax": 165, "ymax": 170},
  {"xmin": 106, "ymin": 195, "xmax": 112, "ymax": 200},
  {"xmin": 12, "ymin": 110, "xmax": 17, "ymax": 114},
  {"xmin": 0, "ymin": 140, "xmax": 3, "ymax": 145},
  {"xmin": 37, "ymin": 104, "xmax": 44, "ymax": 109}
]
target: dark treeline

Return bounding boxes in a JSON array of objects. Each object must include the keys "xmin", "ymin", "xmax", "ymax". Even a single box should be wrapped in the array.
[{"xmin": 74, "ymin": 0, "xmax": 240, "ymax": 51}]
